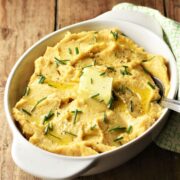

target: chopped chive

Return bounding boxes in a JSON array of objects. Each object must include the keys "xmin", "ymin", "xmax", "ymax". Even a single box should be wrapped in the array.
[
  {"xmin": 147, "ymin": 81, "xmax": 156, "ymax": 89},
  {"xmin": 120, "ymin": 66, "xmax": 132, "ymax": 76},
  {"xmin": 22, "ymin": 108, "xmax": 32, "ymax": 116},
  {"xmin": 93, "ymin": 59, "xmax": 96, "ymax": 65},
  {"xmin": 83, "ymin": 65, "xmax": 93, "ymax": 69},
  {"xmin": 57, "ymin": 112, "xmax": 60, "ymax": 117},
  {"xmin": 31, "ymin": 97, "xmax": 47, "ymax": 112},
  {"xmin": 91, "ymin": 93, "xmax": 100, "ymax": 99},
  {"xmin": 129, "ymin": 100, "xmax": 134, "ymax": 112},
  {"xmin": 68, "ymin": 48, "xmax": 72, "ymax": 54},
  {"xmin": 99, "ymin": 72, "xmax": 106, "ymax": 76},
  {"xmin": 24, "ymin": 86, "xmax": 30, "ymax": 96},
  {"xmin": 142, "ymin": 56, "xmax": 155, "ymax": 62},
  {"xmin": 90, "ymin": 78, "xmax": 93, "ymax": 84},
  {"xmin": 64, "ymin": 131, "xmax": 77, "ymax": 137},
  {"xmin": 54, "ymin": 57, "xmax": 70, "ymax": 65},
  {"xmin": 43, "ymin": 110, "xmax": 54, "ymax": 124},
  {"xmin": 75, "ymin": 47, "xmax": 79, "ymax": 55},
  {"xmin": 142, "ymin": 60, "xmax": 148, "ymax": 62},
  {"xmin": 123, "ymin": 65, "xmax": 129, "ymax": 68},
  {"xmin": 141, "ymin": 65, "xmax": 149, "ymax": 74},
  {"xmin": 103, "ymin": 112, "xmax": 108, "ymax": 123},
  {"xmin": 126, "ymin": 125, "xmax": 133, "ymax": 134},
  {"xmin": 121, "ymin": 33, "xmax": 127, "ymax": 37},
  {"xmin": 107, "ymin": 96, "xmax": 114, "ymax": 109},
  {"xmin": 107, "ymin": 66, "xmax": 116, "ymax": 72},
  {"xmin": 71, "ymin": 110, "xmax": 82, "ymax": 113},
  {"xmin": 48, "ymin": 122, "xmax": 53, "ymax": 130},
  {"xmin": 90, "ymin": 124, "xmax": 96, "ymax": 130},
  {"xmin": 44, "ymin": 125, "xmax": 49, "ymax": 135},
  {"xmin": 44, "ymin": 122, "xmax": 53, "ymax": 135},
  {"xmin": 71, "ymin": 109, "xmax": 82, "ymax": 124},
  {"xmin": 114, "ymin": 136, "xmax": 123, "ymax": 142},
  {"xmin": 99, "ymin": 99, "xmax": 104, "ymax": 103},
  {"xmin": 93, "ymin": 35, "xmax": 97, "ymax": 42},
  {"xmin": 118, "ymin": 85, "xmax": 126, "ymax": 94},
  {"xmin": 38, "ymin": 75, "xmax": 46, "ymax": 84},
  {"xmin": 108, "ymin": 126, "xmax": 126, "ymax": 132},
  {"xmin": 110, "ymin": 31, "xmax": 119, "ymax": 40},
  {"xmin": 48, "ymin": 133, "xmax": 61, "ymax": 140}
]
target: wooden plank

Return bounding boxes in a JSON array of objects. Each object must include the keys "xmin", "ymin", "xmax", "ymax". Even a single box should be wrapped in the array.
[
  {"xmin": 0, "ymin": 0, "xmax": 55, "ymax": 179},
  {"xmin": 165, "ymin": 0, "xmax": 180, "ymax": 21},
  {"xmin": 1, "ymin": 0, "xmax": 179, "ymax": 180},
  {"xmin": 79, "ymin": 143, "xmax": 180, "ymax": 180},
  {"xmin": 57, "ymin": 0, "xmax": 164, "ymax": 28}
]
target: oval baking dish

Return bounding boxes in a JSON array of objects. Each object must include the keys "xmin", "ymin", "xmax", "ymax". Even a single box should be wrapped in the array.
[{"xmin": 4, "ymin": 19, "xmax": 178, "ymax": 179}]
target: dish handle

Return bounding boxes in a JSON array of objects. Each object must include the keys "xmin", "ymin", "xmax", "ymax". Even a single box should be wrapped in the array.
[{"xmin": 11, "ymin": 136, "xmax": 96, "ymax": 179}]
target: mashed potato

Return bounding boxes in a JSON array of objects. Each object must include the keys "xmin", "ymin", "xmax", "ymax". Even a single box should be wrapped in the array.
[{"xmin": 13, "ymin": 28, "xmax": 170, "ymax": 156}]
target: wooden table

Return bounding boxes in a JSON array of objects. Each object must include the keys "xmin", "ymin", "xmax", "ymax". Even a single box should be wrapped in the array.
[{"xmin": 0, "ymin": 0, "xmax": 180, "ymax": 179}]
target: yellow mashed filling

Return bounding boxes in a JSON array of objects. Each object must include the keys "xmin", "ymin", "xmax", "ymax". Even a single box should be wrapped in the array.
[{"xmin": 13, "ymin": 28, "xmax": 170, "ymax": 156}]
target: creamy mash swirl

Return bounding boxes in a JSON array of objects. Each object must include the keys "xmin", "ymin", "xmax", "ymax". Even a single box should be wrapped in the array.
[{"xmin": 13, "ymin": 29, "xmax": 170, "ymax": 156}]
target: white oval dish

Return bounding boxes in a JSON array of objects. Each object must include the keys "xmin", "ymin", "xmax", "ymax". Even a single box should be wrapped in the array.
[{"xmin": 4, "ymin": 19, "xmax": 178, "ymax": 179}]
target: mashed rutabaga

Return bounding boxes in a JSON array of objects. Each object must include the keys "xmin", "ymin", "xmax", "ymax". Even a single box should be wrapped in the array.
[{"xmin": 13, "ymin": 28, "xmax": 170, "ymax": 156}]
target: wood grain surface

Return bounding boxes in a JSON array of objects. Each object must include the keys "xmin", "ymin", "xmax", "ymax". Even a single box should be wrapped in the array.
[{"xmin": 0, "ymin": 0, "xmax": 179, "ymax": 180}]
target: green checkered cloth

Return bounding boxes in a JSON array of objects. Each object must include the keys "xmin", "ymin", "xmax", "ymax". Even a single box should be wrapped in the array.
[{"xmin": 113, "ymin": 3, "xmax": 180, "ymax": 153}]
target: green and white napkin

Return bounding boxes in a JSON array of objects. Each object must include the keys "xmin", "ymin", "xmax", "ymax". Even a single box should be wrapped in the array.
[{"xmin": 113, "ymin": 3, "xmax": 180, "ymax": 153}]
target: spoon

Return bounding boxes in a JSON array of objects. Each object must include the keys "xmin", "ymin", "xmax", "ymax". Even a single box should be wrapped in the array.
[{"xmin": 153, "ymin": 77, "xmax": 180, "ymax": 113}]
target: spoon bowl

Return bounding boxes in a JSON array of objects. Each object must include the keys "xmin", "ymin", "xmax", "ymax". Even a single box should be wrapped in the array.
[{"xmin": 153, "ymin": 77, "xmax": 180, "ymax": 113}]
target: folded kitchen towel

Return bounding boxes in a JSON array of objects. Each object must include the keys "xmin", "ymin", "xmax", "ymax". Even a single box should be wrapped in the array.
[{"xmin": 113, "ymin": 3, "xmax": 180, "ymax": 153}]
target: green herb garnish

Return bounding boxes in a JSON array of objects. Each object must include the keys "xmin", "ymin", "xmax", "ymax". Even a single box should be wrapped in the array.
[
  {"xmin": 68, "ymin": 48, "xmax": 72, "ymax": 54},
  {"xmin": 71, "ymin": 109, "xmax": 82, "ymax": 124},
  {"xmin": 121, "ymin": 33, "xmax": 127, "ymax": 37},
  {"xmin": 141, "ymin": 65, "xmax": 149, "ymax": 74},
  {"xmin": 147, "ymin": 81, "xmax": 156, "ymax": 89},
  {"xmin": 48, "ymin": 133, "xmax": 61, "ymax": 140},
  {"xmin": 38, "ymin": 75, "xmax": 46, "ymax": 84},
  {"xmin": 99, "ymin": 72, "xmax": 106, "ymax": 76},
  {"xmin": 93, "ymin": 59, "xmax": 96, "ymax": 65},
  {"xmin": 91, "ymin": 93, "xmax": 100, "ymax": 99},
  {"xmin": 103, "ymin": 112, "xmax": 108, "ymax": 123},
  {"xmin": 91, "ymin": 78, "xmax": 93, "ymax": 84},
  {"xmin": 108, "ymin": 126, "xmax": 126, "ymax": 132},
  {"xmin": 24, "ymin": 86, "xmax": 30, "ymax": 96},
  {"xmin": 142, "ymin": 60, "xmax": 148, "ymax": 62},
  {"xmin": 120, "ymin": 66, "xmax": 132, "ymax": 76},
  {"xmin": 129, "ymin": 100, "xmax": 134, "ymax": 112},
  {"xmin": 126, "ymin": 125, "xmax": 133, "ymax": 134},
  {"xmin": 90, "ymin": 124, "xmax": 96, "ymax": 130},
  {"xmin": 43, "ymin": 110, "xmax": 54, "ymax": 124},
  {"xmin": 114, "ymin": 136, "xmax": 123, "ymax": 142},
  {"xmin": 75, "ymin": 47, "xmax": 79, "ymax": 55},
  {"xmin": 31, "ymin": 97, "xmax": 47, "ymax": 112},
  {"xmin": 83, "ymin": 65, "xmax": 93, "ymax": 69},
  {"xmin": 22, "ymin": 108, "xmax": 32, "ymax": 116},
  {"xmin": 54, "ymin": 57, "xmax": 70, "ymax": 65},
  {"xmin": 110, "ymin": 31, "xmax": 119, "ymax": 40},
  {"xmin": 44, "ymin": 122, "xmax": 53, "ymax": 135},
  {"xmin": 118, "ymin": 85, "xmax": 126, "ymax": 94},
  {"xmin": 57, "ymin": 112, "xmax": 60, "ymax": 117},
  {"xmin": 107, "ymin": 66, "xmax": 116, "ymax": 72},
  {"xmin": 142, "ymin": 56, "xmax": 155, "ymax": 62},
  {"xmin": 64, "ymin": 131, "xmax": 77, "ymax": 137},
  {"xmin": 107, "ymin": 96, "xmax": 114, "ymax": 109}
]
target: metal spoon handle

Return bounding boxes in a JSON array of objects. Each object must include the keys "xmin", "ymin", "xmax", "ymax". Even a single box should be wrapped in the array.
[{"xmin": 161, "ymin": 98, "xmax": 180, "ymax": 113}]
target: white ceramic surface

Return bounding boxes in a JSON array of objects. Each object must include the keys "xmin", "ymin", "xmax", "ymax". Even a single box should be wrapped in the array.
[
  {"xmin": 96, "ymin": 10, "xmax": 163, "ymax": 38},
  {"xmin": 4, "ymin": 18, "xmax": 178, "ymax": 180}
]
